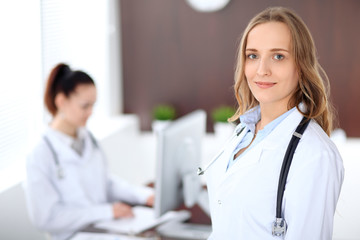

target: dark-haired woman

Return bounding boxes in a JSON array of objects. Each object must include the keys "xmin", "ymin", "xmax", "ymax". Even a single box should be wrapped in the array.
[{"xmin": 24, "ymin": 63, "xmax": 154, "ymax": 240}]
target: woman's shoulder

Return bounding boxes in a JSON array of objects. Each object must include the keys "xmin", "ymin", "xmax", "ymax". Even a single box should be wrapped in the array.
[
  {"xmin": 300, "ymin": 120, "xmax": 342, "ymax": 162},
  {"xmin": 306, "ymin": 120, "xmax": 336, "ymax": 147},
  {"xmin": 26, "ymin": 129, "xmax": 56, "ymax": 166}
]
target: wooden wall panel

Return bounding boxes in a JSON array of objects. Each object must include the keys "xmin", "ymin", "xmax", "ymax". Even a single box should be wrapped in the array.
[{"xmin": 120, "ymin": 0, "xmax": 360, "ymax": 136}]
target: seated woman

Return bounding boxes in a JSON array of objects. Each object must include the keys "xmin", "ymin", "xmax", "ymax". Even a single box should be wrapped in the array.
[{"xmin": 24, "ymin": 63, "xmax": 154, "ymax": 240}]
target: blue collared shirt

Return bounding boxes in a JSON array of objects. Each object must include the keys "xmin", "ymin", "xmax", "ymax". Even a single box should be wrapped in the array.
[{"xmin": 227, "ymin": 106, "xmax": 296, "ymax": 170}]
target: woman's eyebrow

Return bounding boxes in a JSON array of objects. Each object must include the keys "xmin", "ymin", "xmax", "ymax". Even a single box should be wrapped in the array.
[
  {"xmin": 270, "ymin": 48, "xmax": 289, "ymax": 52},
  {"xmin": 245, "ymin": 48, "xmax": 289, "ymax": 52},
  {"xmin": 245, "ymin": 48, "xmax": 257, "ymax": 52}
]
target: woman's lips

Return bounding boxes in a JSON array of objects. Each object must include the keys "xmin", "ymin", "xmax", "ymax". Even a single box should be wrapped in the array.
[{"xmin": 255, "ymin": 81, "xmax": 276, "ymax": 89}]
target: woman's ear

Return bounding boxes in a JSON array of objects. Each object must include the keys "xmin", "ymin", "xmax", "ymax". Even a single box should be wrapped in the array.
[{"xmin": 54, "ymin": 93, "xmax": 67, "ymax": 111}]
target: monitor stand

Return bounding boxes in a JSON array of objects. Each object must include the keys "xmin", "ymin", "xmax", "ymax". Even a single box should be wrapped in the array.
[
  {"xmin": 183, "ymin": 174, "xmax": 211, "ymax": 217},
  {"xmin": 157, "ymin": 189, "xmax": 212, "ymax": 240},
  {"xmin": 157, "ymin": 220, "xmax": 212, "ymax": 240}
]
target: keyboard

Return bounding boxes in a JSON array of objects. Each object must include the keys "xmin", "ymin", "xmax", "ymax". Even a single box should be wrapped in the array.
[
  {"xmin": 94, "ymin": 206, "xmax": 191, "ymax": 235},
  {"xmin": 157, "ymin": 221, "xmax": 212, "ymax": 240},
  {"xmin": 70, "ymin": 232, "xmax": 156, "ymax": 240}
]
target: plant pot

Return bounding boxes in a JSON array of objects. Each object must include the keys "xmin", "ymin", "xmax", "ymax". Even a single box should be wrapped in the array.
[{"xmin": 152, "ymin": 120, "xmax": 172, "ymax": 133}]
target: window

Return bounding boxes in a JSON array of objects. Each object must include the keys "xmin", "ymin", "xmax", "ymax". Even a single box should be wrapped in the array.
[
  {"xmin": 41, "ymin": 0, "xmax": 122, "ymax": 119},
  {"xmin": 0, "ymin": 0, "xmax": 122, "ymax": 192},
  {"xmin": 0, "ymin": 0, "xmax": 42, "ymax": 191}
]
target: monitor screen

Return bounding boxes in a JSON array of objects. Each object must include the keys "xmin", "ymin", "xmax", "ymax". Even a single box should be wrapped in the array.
[{"xmin": 154, "ymin": 110, "xmax": 206, "ymax": 218}]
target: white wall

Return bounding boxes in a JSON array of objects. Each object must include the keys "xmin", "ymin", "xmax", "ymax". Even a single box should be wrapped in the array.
[
  {"xmin": 333, "ymin": 139, "xmax": 360, "ymax": 240},
  {"xmin": 88, "ymin": 115, "xmax": 156, "ymax": 186}
]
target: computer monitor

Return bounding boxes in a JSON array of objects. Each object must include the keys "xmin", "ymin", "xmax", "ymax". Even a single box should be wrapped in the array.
[{"xmin": 154, "ymin": 110, "xmax": 207, "ymax": 218}]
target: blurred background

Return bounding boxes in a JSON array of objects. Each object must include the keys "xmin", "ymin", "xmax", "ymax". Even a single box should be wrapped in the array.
[
  {"xmin": 0, "ymin": 0, "xmax": 359, "ymax": 239},
  {"xmin": 120, "ymin": 0, "xmax": 360, "ymax": 134}
]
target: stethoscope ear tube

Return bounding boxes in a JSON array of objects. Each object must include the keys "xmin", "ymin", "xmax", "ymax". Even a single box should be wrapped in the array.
[
  {"xmin": 273, "ymin": 116, "xmax": 310, "ymax": 236},
  {"xmin": 43, "ymin": 131, "xmax": 100, "ymax": 180},
  {"xmin": 197, "ymin": 126, "xmax": 245, "ymax": 176},
  {"xmin": 43, "ymin": 136, "xmax": 63, "ymax": 179}
]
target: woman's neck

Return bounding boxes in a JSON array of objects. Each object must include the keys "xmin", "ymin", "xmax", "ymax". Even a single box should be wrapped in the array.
[
  {"xmin": 50, "ymin": 116, "xmax": 77, "ymax": 138},
  {"xmin": 257, "ymin": 102, "xmax": 290, "ymax": 130}
]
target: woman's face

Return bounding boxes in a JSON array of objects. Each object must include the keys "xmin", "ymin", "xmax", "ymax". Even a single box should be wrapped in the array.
[
  {"xmin": 60, "ymin": 84, "xmax": 97, "ymax": 127},
  {"xmin": 244, "ymin": 21, "xmax": 299, "ymax": 109}
]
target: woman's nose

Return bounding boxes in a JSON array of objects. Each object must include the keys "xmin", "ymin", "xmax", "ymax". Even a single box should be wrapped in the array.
[{"xmin": 256, "ymin": 58, "xmax": 271, "ymax": 76}]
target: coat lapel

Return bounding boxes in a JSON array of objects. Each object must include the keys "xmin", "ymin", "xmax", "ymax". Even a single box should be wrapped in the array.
[
  {"xmin": 261, "ymin": 108, "xmax": 304, "ymax": 150},
  {"xmin": 45, "ymin": 130, "xmax": 79, "ymax": 162},
  {"xmin": 214, "ymin": 109, "xmax": 305, "ymax": 191}
]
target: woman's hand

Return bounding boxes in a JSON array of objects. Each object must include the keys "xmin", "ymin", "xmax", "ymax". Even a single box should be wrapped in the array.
[
  {"xmin": 112, "ymin": 202, "xmax": 134, "ymax": 219},
  {"xmin": 145, "ymin": 194, "xmax": 155, "ymax": 207}
]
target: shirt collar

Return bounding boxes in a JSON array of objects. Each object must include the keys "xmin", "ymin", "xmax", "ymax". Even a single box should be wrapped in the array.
[
  {"xmin": 239, "ymin": 106, "xmax": 261, "ymax": 133},
  {"xmin": 47, "ymin": 127, "xmax": 86, "ymax": 147},
  {"xmin": 239, "ymin": 105, "xmax": 296, "ymax": 135}
]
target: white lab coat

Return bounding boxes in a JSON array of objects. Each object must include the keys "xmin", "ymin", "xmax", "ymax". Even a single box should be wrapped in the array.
[
  {"xmin": 206, "ymin": 108, "xmax": 344, "ymax": 240},
  {"xmin": 24, "ymin": 128, "xmax": 153, "ymax": 240}
]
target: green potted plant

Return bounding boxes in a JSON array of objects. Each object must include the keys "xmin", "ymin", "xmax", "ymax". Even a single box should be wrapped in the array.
[
  {"xmin": 211, "ymin": 106, "xmax": 236, "ymax": 139},
  {"xmin": 152, "ymin": 104, "xmax": 176, "ymax": 132}
]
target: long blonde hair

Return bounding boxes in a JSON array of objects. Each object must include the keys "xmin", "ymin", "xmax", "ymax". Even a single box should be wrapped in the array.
[{"xmin": 229, "ymin": 7, "xmax": 335, "ymax": 136}]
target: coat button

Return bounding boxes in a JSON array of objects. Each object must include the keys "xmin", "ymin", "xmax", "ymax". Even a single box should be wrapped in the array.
[{"xmin": 218, "ymin": 200, "xmax": 222, "ymax": 205}]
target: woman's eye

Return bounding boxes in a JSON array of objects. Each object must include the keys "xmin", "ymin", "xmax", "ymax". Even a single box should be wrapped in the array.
[
  {"xmin": 274, "ymin": 54, "xmax": 284, "ymax": 60},
  {"xmin": 247, "ymin": 54, "xmax": 257, "ymax": 60}
]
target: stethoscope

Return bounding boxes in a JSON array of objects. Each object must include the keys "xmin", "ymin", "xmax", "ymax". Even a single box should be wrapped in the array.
[
  {"xmin": 197, "ymin": 116, "xmax": 310, "ymax": 237},
  {"xmin": 197, "ymin": 123, "xmax": 246, "ymax": 176},
  {"xmin": 43, "ymin": 131, "xmax": 100, "ymax": 180}
]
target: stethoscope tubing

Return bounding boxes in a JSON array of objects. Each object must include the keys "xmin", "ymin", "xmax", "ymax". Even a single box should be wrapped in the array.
[
  {"xmin": 198, "ymin": 116, "xmax": 310, "ymax": 237},
  {"xmin": 275, "ymin": 117, "xmax": 310, "ymax": 218},
  {"xmin": 197, "ymin": 125, "xmax": 245, "ymax": 176},
  {"xmin": 43, "ymin": 131, "xmax": 101, "ymax": 180},
  {"xmin": 43, "ymin": 135, "xmax": 64, "ymax": 179}
]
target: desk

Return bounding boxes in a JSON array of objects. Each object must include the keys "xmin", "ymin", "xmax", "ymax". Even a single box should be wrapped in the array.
[{"xmin": 80, "ymin": 204, "xmax": 211, "ymax": 240}]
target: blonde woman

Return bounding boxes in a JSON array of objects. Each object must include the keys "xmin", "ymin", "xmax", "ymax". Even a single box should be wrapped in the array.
[{"xmin": 205, "ymin": 7, "xmax": 344, "ymax": 239}]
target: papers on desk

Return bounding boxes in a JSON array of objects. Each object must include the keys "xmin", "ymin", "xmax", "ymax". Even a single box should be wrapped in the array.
[
  {"xmin": 94, "ymin": 206, "xmax": 191, "ymax": 235},
  {"xmin": 70, "ymin": 232, "xmax": 156, "ymax": 240}
]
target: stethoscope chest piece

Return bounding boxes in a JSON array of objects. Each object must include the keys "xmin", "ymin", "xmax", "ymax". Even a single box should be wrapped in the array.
[{"xmin": 272, "ymin": 218, "xmax": 287, "ymax": 236}]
